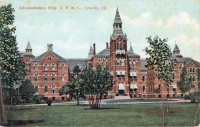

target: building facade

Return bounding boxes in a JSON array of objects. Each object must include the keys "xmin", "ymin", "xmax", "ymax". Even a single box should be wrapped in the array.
[{"xmin": 22, "ymin": 8, "xmax": 200, "ymax": 100}]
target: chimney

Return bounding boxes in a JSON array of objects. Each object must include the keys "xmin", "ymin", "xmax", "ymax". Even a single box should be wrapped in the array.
[
  {"xmin": 93, "ymin": 43, "xmax": 96, "ymax": 55},
  {"xmin": 47, "ymin": 44, "xmax": 53, "ymax": 51},
  {"xmin": 106, "ymin": 42, "xmax": 108, "ymax": 48}
]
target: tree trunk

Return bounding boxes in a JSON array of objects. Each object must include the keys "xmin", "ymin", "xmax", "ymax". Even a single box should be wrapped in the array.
[
  {"xmin": 77, "ymin": 97, "xmax": 79, "ymax": 105},
  {"xmin": 162, "ymin": 85, "xmax": 165, "ymax": 126},
  {"xmin": 0, "ymin": 78, "xmax": 7, "ymax": 124},
  {"xmin": 167, "ymin": 86, "xmax": 169, "ymax": 113},
  {"xmin": 10, "ymin": 87, "xmax": 12, "ymax": 109}
]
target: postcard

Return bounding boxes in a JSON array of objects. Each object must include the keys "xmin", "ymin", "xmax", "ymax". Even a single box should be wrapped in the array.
[{"xmin": 0, "ymin": 0, "xmax": 200, "ymax": 126}]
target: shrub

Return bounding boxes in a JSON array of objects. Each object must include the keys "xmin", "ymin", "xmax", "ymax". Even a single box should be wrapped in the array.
[
  {"xmin": 45, "ymin": 98, "xmax": 52, "ymax": 106},
  {"xmin": 184, "ymin": 92, "xmax": 200, "ymax": 103},
  {"xmin": 33, "ymin": 95, "xmax": 44, "ymax": 104}
]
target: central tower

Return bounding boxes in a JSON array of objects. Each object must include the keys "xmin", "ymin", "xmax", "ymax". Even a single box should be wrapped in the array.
[{"xmin": 110, "ymin": 8, "xmax": 129, "ymax": 96}]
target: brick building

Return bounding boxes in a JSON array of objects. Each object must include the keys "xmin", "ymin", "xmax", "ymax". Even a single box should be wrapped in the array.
[{"xmin": 22, "ymin": 8, "xmax": 200, "ymax": 100}]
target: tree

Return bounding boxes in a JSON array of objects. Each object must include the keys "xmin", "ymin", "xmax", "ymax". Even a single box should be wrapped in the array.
[
  {"xmin": 81, "ymin": 64, "xmax": 113, "ymax": 109},
  {"xmin": 0, "ymin": 4, "xmax": 25, "ymax": 110},
  {"xmin": 177, "ymin": 67, "xmax": 194, "ymax": 96},
  {"xmin": 145, "ymin": 35, "xmax": 176, "ymax": 126},
  {"xmin": 19, "ymin": 79, "xmax": 35, "ymax": 102},
  {"xmin": 59, "ymin": 65, "xmax": 84, "ymax": 105}
]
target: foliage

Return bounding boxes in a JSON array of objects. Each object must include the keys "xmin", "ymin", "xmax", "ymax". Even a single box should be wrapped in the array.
[
  {"xmin": 184, "ymin": 92, "xmax": 200, "ymax": 103},
  {"xmin": 3, "ymin": 88, "xmax": 21, "ymax": 105},
  {"xmin": 177, "ymin": 67, "xmax": 194, "ymax": 95},
  {"xmin": 59, "ymin": 65, "xmax": 84, "ymax": 105},
  {"xmin": 81, "ymin": 64, "xmax": 113, "ymax": 109},
  {"xmin": 45, "ymin": 98, "xmax": 52, "ymax": 106},
  {"xmin": 145, "ymin": 35, "xmax": 176, "ymax": 86},
  {"xmin": 33, "ymin": 95, "xmax": 44, "ymax": 104},
  {"xmin": 0, "ymin": 4, "xmax": 25, "ymax": 88},
  {"xmin": 19, "ymin": 78, "xmax": 35, "ymax": 102}
]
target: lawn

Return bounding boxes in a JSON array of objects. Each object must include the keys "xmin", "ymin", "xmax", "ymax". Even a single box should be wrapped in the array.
[
  {"xmin": 4, "ymin": 103, "xmax": 200, "ymax": 126},
  {"xmin": 105, "ymin": 98, "xmax": 179, "ymax": 103}
]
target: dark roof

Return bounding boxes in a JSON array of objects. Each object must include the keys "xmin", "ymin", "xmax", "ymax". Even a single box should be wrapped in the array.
[
  {"xmin": 182, "ymin": 57, "xmax": 200, "ymax": 66},
  {"xmin": 26, "ymin": 42, "xmax": 32, "ymax": 50},
  {"xmin": 114, "ymin": 8, "xmax": 122, "ymax": 24},
  {"xmin": 171, "ymin": 55, "xmax": 185, "ymax": 62},
  {"xmin": 128, "ymin": 51, "xmax": 140, "ymax": 57},
  {"xmin": 94, "ymin": 48, "xmax": 110, "ymax": 58},
  {"xmin": 31, "ymin": 51, "xmax": 67, "ymax": 62},
  {"xmin": 141, "ymin": 58, "xmax": 147, "ymax": 71},
  {"xmin": 67, "ymin": 58, "xmax": 89, "ymax": 72}
]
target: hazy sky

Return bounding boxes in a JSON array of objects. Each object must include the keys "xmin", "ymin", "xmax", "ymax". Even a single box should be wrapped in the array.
[{"xmin": 2, "ymin": 0, "xmax": 200, "ymax": 61}]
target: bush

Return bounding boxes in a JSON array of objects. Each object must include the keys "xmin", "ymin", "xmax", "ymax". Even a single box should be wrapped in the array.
[
  {"xmin": 33, "ymin": 95, "xmax": 44, "ymax": 104},
  {"xmin": 45, "ymin": 98, "xmax": 52, "ymax": 106},
  {"xmin": 184, "ymin": 92, "xmax": 200, "ymax": 103}
]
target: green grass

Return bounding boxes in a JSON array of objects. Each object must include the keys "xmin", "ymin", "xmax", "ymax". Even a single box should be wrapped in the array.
[
  {"xmin": 106, "ymin": 98, "xmax": 178, "ymax": 103},
  {"xmin": 4, "ymin": 103, "xmax": 199, "ymax": 126}
]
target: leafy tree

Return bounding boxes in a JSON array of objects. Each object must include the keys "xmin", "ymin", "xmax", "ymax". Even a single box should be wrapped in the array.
[
  {"xmin": 81, "ymin": 64, "xmax": 113, "ymax": 109},
  {"xmin": 19, "ymin": 79, "xmax": 35, "ymax": 102},
  {"xmin": 177, "ymin": 67, "xmax": 194, "ymax": 96},
  {"xmin": 145, "ymin": 35, "xmax": 176, "ymax": 126},
  {"xmin": 59, "ymin": 65, "xmax": 84, "ymax": 105},
  {"xmin": 0, "ymin": 3, "xmax": 25, "ymax": 111}
]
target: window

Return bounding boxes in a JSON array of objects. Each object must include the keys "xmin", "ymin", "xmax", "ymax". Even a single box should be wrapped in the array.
[
  {"xmin": 133, "ymin": 61, "xmax": 136, "ymax": 67},
  {"xmin": 52, "ymin": 74, "xmax": 55, "ymax": 81},
  {"xmin": 134, "ymin": 88, "xmax": 137, "ymax": 92},
  {"xmin": 35, "ymin": 64, "xmax": 38, "ymax": 70},
  {"xmin": 117, "ymin": 59, "xmax": 120, "ymax": 65},
  {"xmin": 180, "ymin": 64, "xmax": 182, "ymax": 69},
  {"xmin": 52, "ymin": 86, "xmax": 55, "ymax": 94},
  {"xmin": 48, "ymin": 57, "xmax": 52, "ymax": 61},
  {"xmin": 26, "ymin": 66, "xmax": 29, "ymax": 73},
  {"xmin": 119, "ymin": 24, "xmax": 121, "ymax": 28},
  {"xmin": 45, "ymin": 86, "xmax": 48, "ymax": 93},
  {"xmin": 143, "ymin": 86, "xmax": 145, "ymax": 92},
  {"xmin": 173, "ymin": 88, "xmax": 176, "ymax": 92},
  {"xmin": 44, "ymin": 64, "xmax": 48, "ymax": 70},
  {"xmin": 35, "ymin": 86, "xmax": 38, "ymax": 94},
  {"xmin": 193, "ymin": 68, "xmax": 195, "ymax": 72},
  {"xmin": 142, "ymin": 76, "xmax": 145, "ymax": 81},
  {"xmin": 62, "ymin": 74, "xmax": 64, "ymax": 81},
  {"xmin": 193, "ymin": 76, "xmax": 195, "ymax": 81},
  {"xmin": 44, "ymin": 74, "xmax": 48, "ymax": 81},
  {"xmin": 61, "ymin": 64, "xmax": 64, "ymax": 70},
  {"xmin": 26, "ymin": 59, "xmax": 29, "ymax": 64},
  {"xmin": 158, "ymin": 84, "xmax": 161, "ymax": 90},
  {"xmin": 190, "ymin": 68, "xmax": 192, "ymax": 72},
  {"xmin": 121, "ymin": 59, "xmax": 124, "ymax": 66},
  {"xmin": 35, "ymin": 74, "xmax": 38, "ymax": 81},
  {"xmin": 190, "ymin": 76, "xmax": 192, "ymax": 81},
  {"xmin": 172, "ymin": 73, "xmax": 175, "ymax": 79},
  {"xmin": 52, "ymin": 64, "xmax": 55, "ymax": 70},
  {"xmin": 120, "ymin": 43, "xmax": 122, "ymax": 50}
]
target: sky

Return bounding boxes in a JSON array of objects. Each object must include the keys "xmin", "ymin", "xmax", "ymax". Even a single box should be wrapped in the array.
[{"xmin": 1, "ymin": 0, "xmax": 200, "ymax": 61}]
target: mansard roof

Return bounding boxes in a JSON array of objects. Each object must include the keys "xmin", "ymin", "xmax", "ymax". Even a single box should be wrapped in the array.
[
  {"xmin": 94, "ymin": 48, "xmax": 110, "ymax": 58},
  {"xmin": 67, "ymin": 58, "xmax": 89, "ymax": 72},
  {"xmin": 31, "ymin": 51, "xmax": 67, "ymax": 62}
]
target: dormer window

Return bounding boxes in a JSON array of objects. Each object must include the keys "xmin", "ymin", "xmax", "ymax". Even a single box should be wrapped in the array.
[{"xmin": 48, "ymin": 57, "xmax": 52, "ymax": 61}]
